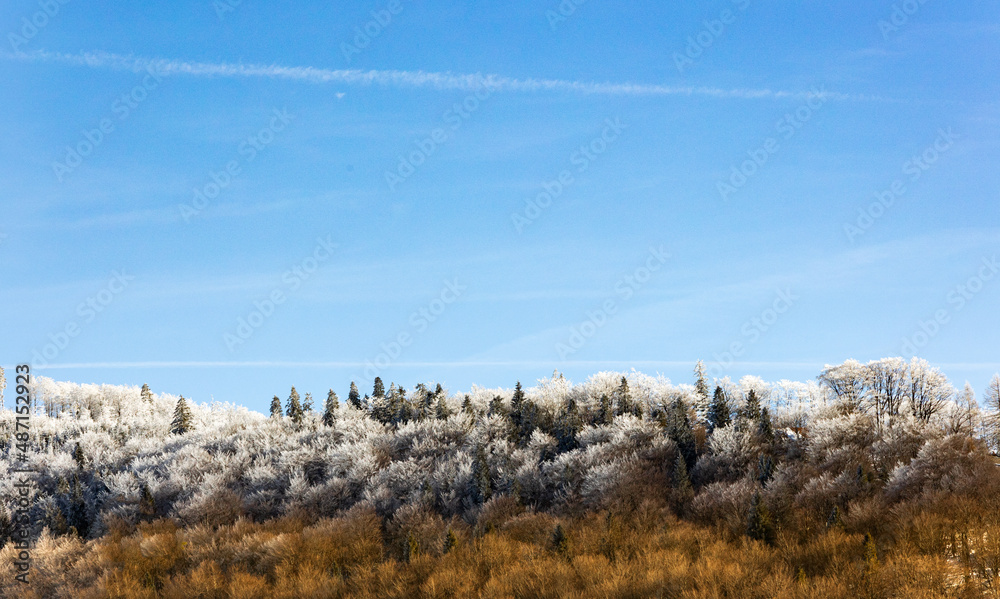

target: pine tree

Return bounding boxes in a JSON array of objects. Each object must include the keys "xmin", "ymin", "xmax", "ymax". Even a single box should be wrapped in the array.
[
  {"xmin": 68, "ymin": 474, "xmax": 89, "ymax": 538},
  {"xmin": 348, "ymin": 382, "xmax": 362, "ymax": 410},
  {"xmin": 742, "ymin": 388, "xmax": 762, "ymax": 423},
  {"xmin": 139, "ymin": 483, "xmax": 156, "ymax": 520},
  {"xmin": 270, "ymin": 396, "xmax": 282, "ymax": 418},
  {"xmin": 510, "ymin": 382, "xmax": 528, "ymax": 443},
  {"xmin": 552, "ymin": 524, "xmax": 569, "ymax": 556},
  {"xmin": 72, "ymin": 443, "xmax": 85, "ymax": 470},
  {"xmin": 671, "ymin": 452, "xmax": 694, "ymax": 510},
  {"xmin": 170, "ymin": 396, "xmax": 193, "ymax": 435},
  {"xmin": 436, "ymin": 394, "xmax": 450, "ymax": 420},
  {"xmin": 746, "ymin": 492, "xmax": 775, "ymax": 545},
  {"xmin": 694, "ymin": 360, "xmax": 711, "ymax": 419},
  {"xmin": 302, "ymin": 392, "xmax": 313, "ymax": 413},
  {"xmin": 707, "ymin": 386, "xmax": 731, "ymax": 432},
  {"xmin": 473, "ymin": 444, "xmax": 491, "ymax": 504},
  {"xmin": 140, "ymin": 383, "xmax": 153, "ymax": 403},
  {"xmin": 757, "ymin": 406, "xmax": 775, "ymax": 444},
  {"xmin": 322, "ymin": 390, "xmax": 339, "ymax": 427},
  {"xmin": 598, "ymin": 393, "xmax": 613, "ymax": 425},
  {"xmin": 616, "ymin": 377, "xmax": 632, "ymax": 416},
  {"xmin": 462, "ymin": 394, "xmax": 473, "ymax": 415},
  {"xmin": 286, "ymin": 387, "xmax": 304, "ymax": 424},
  {"xmin": 666, "ymin": 399, "xmax": 697, "ymax": 469},
  {"xmin": 555, "ymin": 397, "xmax": 582, "ymax": 453},
  {"xmin": 444, "ymin": 528, "xmax": 458, "ymax": 553},
  {"xmin": 488, "ymin": 395, "xmax": 504, "ymax": 416},
  {"xmin": 373, "ymin": 377, "xmax": 385, "ymax": 399}
]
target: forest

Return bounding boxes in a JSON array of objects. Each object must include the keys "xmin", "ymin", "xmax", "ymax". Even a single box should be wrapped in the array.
[{"xmin": 2, "ymin": 358, "xmax": 1000, "ymax": 598}]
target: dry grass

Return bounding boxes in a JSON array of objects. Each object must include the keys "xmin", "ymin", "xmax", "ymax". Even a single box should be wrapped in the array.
[{"xmin": 4, "ymin": 496, "xmax": 998, "ymax": 599}]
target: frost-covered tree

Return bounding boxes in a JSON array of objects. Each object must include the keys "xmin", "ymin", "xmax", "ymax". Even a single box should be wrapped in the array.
[
  {"xmin": 554, "ymin": 397, "xmax": 582, "ymax": 453},
  {"xmin": 322, "ymin": 390, "xmax": 339, "ymax": 427},
  {"xmin": 140, "ymin": 383, "xmax": 153, "ymax": 403},
  {"xmin": 435, "ymin": 394, "xmax": 450, "ymax": 420},
  {"xmin": 0, "ymin": 366, "xmax": 5, "ymax": 407},
  {"xmin": 473, "ymin": 444, "xmax": 491, "ymax": 504},
  {"xmin": 302, "ymin": 392, "xmax": 314, "ymax": 414},
  {"xmin": 348, "ymin": 381, "xmax": 362, "ymax": 410},
  {"xmin": 461, "ymin": 394, "xmax": 473, "ymax": 415},
  {"xmin": 286, "ymin": 387, "xmax": 304, "ymax": 424},
  {"xmin": 170, "ymin": 396, "xmax": 193, "ymax": 435},
  {"xmin": 269, "ymin": 396, "xmax": 282, "ymax": 418},
  {"xmin": 694, "ymin": 360, "xmax": 711, "ymax": 420},
  {"xmin": 373, "ymin": 377, "xmax": 385, "ymax": 399}
]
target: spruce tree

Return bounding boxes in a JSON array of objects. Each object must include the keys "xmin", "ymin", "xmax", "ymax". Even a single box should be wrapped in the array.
[
  {"xmin": 707, "ymin": 386, "xmax": 731, "ymax": 432},
  {"xmin": 555, "ymin": 397, "xmax": 582, "ymax": 453},
  {"xmin": 671, "ymin": 452, "xmax": 694, "ymax": 510},
  {"xmin": 616, "ymin": 377, "xmax": 632, "ymax": 416},
  {"xmin": 666, "ymin": 399, "xmax": 697, "ymax": 469},
  {"xmin": 170, "ymin": 396, "xmax": 193, "ymax": 435},
  {"xmin": 436, "ymin": 394, "xmax": 450, "ymax": 420},
  {"xmin": 322, "ymin": 390, "xmax": 339, "ymax": 427},
  {"xmin": 68, "ymin": 474, "xmax": 89, "ymax": 537},
  {"xmin": 488, "ymin": 395, "xmax": 504, "ymax": 416},
  {"xmin": 270, "ymin": 396, "xmax": 282, "ymax": 418},
  {"xmin": 694, "ymin": 360, "xmax": 710, "ymax": 418},
  {"xmin": 348, "ymin": 382, "xmax": 362, "ymax": 410},
  {"xmin": 473, "ymin": 444, "xmax": 491, "ymax": 503},
  {"xmin": 140, "ymin": 383, "xmax": 153, "ymax": 403},
  {"xmin": 302, "ymin": 392, "xmax": 313, "ymax": 413},
  {"xmin": 139, "ymin": 483, "xmax": 156, "ymax": 520},
  {"xmin": 757, "ymin": 406, "xmax": 775, "ymax": 444},
  {"xmin": 598, "ymin": 393, "xmax": 613, "ymax": 425},
  {"xmin": 746, "ymin": 492, "xmax": 775, "ymax": 545},
  {"xmin": 72, "ymin": 443, "xmax": 85, "ymax": 470},
  {"xmin": 286, "ymin": 387, "xmax": 304, "ymax": 424},
  {"xmin": 510, "ymin": 382, "xmax": 526, "ymax": 439},
  {"xmin": 373, "ymin": 377, "xmax": 385, "ymax": 399},
  {"xmin": 743, "ymin": 389, "xmax": 762, "ymax": 422},
  {"xmin": 462, "ymin": 394, "xmax": 473, "ymax": 415}
]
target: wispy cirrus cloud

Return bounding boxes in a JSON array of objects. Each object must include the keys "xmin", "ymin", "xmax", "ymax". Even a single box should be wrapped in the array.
[{"xmin": 0, "ymin": 49, "xmax": 892, "ymax": 102}]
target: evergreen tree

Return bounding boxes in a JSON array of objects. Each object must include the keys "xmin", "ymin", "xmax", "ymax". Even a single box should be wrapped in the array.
[
  {"xmin": 140, "ymin": 383, "xmax": 153, "ymax": 403},
  {"xmin": 170, "ymin": 396, "xmax": 193, "ymax": 435},
  {"xmin": 666, "ymin": 399, "xmax": 697, "ymax": 469},
  {"xmin": 488, "ymin": 395, "xmax": 504, "ymax": 416},
  {"xmin": 68, "ymin": 474, "xmax": 89, "ymax": 537},
  {"xmin": 302, "ymin": 392, "xmax": 313, "ymax": 413},
  {"xmin": 598, "ymin": 393, "xmax": 613, "ymax": 425},
  {"xmin": 757, "ymin": 406, "xmax": 775, "ymax": 444},
  {"xmin": 693, "ymin": 360, "xmax": 711, "ymax": 419},
  {"xmin": 707, "ymin": 386, "xmax": 731, "ymax": 432},
  {"xmin": 671, "ymin": 452, "xmax": 694, "ymax": 510},
  {"xmin": 322, "ymin": 390, "xmax": 339, "ymax": 427},
  {"xmin": 742, "ymin": 388, "xmax": 762, "ymax": 422},
  {"xmin": 616, "ymin": 377, "xmax": 632, "ymax": 416},
  {"xmin": 444, "ymin": 528, "xmax": 458, "ymax": 553},
  {"xmin": 552, "ymin": 524, "xmax": 569, "ymax": 556},
  {"xmin": 139, "ymin": 483, "xmax": 156, "ymax": 520},
  {"xmin": 473, "ymin": 444, "xmax": 491, "ymax": 504},
  {"xmin": 436, "ymin": 394, "xmax": 450, "ymax": 420},
  {"xmin": 348, "ymin": 382, "xmax": 362, "ymax": 410},
  {"xmin": 286, "ymin": 387, "xmax": 304, "ymax": 424},
  {"xmin": 461, "ymin": 394, "xmax": 473, "ymax": 415},
  {"xmin": 555, "ymin": 397, "xmax": 582, "ymax": 453},
  {"xmin": 510, "ymin": 382, "xmax": 527, "ymax": 441},
  {"xmin": 269, "ymin": 396, "xmax": 282, "ymax": 418},
  {"xmin": 373, "ymin": 377, "xmax": 385, "ymax": 399},
  {"xmin": 746, "ymin": 492, "xmax": 775, "ymax": 545},
  {"xmin": 72, "ymin": 443, "xmax": 85, "ymax": 470}
]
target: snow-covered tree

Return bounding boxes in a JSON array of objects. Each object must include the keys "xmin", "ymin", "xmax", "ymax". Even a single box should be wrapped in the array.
[
  {"xmin": 171, "ymin": 396, "xmax": 193, "ymax": 435},
  {"xmin": 323, "ymin": 390, "xmax": 339, "ymax": 427}
]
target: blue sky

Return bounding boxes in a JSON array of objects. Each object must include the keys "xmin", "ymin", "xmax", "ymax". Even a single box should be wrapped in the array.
[{"xmin": 1, "ymin": 0, "xmax": 998, "ymax": 412}]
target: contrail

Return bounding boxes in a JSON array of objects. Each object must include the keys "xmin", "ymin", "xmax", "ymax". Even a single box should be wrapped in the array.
[
  {"xmin": 28, "ymin": 360, "xmax": 829, "ymax": 369},
  {"xmin": 0, "ymin": 49, "xmax": 888, "ymax": 102}
]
